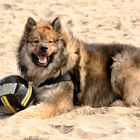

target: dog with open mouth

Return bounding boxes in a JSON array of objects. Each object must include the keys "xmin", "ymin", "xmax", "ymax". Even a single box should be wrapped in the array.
[{"xmin": 16, "ymin": 17, "xmax": 140, "ymax": 118}]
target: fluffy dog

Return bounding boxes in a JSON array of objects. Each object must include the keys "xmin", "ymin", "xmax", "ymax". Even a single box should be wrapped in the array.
[{"xmin": 16, "ymin": 17, "xmax": 140, "ymax": 118}]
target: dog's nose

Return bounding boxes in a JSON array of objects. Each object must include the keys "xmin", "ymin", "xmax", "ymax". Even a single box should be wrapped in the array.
[{"xmin": 40, "ymin": 46, "xmax": 48, "ymax": 52}]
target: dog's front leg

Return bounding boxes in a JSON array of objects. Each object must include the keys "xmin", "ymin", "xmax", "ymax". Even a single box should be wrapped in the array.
[
  {"xmin": 14, "ymin": 82, "xmax": 73, "ymax": 119},
  {"xmin": 13, "ymin": 103, "xmax": 67, "ymax": 119}
]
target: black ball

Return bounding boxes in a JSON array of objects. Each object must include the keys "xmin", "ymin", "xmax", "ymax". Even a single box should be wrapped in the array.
[{"xmin": 0, "ymin": 75, "xmax": 35, "ymax": 115}]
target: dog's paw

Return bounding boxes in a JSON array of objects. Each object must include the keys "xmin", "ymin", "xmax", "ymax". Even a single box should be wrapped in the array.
[
  {"xmin": 13, "ymin": 104, "xmax": 54, "ymax": 119},
  {"xmin": 13, "ymin": 105, "xmax": 40, "ymax": 119},
  {"xmin": 110, "ymin": 100, "xmax": 126, "ymax": 107}
]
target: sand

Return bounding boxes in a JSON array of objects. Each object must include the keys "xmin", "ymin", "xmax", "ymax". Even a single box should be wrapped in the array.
[{"xmin": 0, "ymin": 0, "xmax": 140, "ymax": 139}]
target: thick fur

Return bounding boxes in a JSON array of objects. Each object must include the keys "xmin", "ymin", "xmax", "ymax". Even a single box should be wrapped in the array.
[{"xmin": 16, "ymin": 17, "xmax": 140, "ymax": 118}]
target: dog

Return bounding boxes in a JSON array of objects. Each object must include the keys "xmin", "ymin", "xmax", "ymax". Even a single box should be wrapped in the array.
[{"xmin": 16, "ymin": 17, "xmax": 140, "ymax": 118}]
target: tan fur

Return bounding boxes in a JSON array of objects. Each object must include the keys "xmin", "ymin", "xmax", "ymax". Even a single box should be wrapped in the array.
[
  {"xmin": 16, "ymin": 17, "xmax": 140, "ymax": 118},
  {"xmin": 111, "ymin": 51, "xmax": 140, "ymax": 105}
]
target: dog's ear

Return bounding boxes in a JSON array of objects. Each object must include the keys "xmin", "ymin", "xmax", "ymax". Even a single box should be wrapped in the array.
[
  {"xmin": 25, "ymin": 17, "xmax": 36, "ymax": 32},
  {"xmin": 51, "ymin": 17, "xmax": 61, "ymax": 32}
]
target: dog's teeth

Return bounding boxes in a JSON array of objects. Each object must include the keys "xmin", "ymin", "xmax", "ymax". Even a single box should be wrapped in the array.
[{"xmin": 38, "ymin": 56, "xmax": 47, "ymax": 64}]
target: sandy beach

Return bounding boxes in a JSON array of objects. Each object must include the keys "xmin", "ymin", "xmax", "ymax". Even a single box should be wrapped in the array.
[{"xmin": 0, "ymin": 0, "xmax": 140, "ymax": 139}]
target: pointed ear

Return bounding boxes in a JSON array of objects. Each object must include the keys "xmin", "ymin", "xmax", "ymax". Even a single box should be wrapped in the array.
[
  {"xmin": 25, "ymin": 17, "xmax": 36, "ymax": 32},
  {"xmin": 51, "ymin": 17, "xmax": 61, "ymax": 32}
]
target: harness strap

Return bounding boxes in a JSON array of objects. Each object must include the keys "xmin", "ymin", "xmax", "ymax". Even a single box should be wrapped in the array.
[
  {"xmin": 38, "ymin": 72, "xmax": 81, "ymax": 105},
  {"xmin": 39, "ymin": 72, "xmax": 72, "ymax": 87}
]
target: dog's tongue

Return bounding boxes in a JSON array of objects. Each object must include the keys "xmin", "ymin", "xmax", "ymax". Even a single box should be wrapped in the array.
[{"xmin": 38, "ymin": 55, "xmax": 47, "ymax": 64}]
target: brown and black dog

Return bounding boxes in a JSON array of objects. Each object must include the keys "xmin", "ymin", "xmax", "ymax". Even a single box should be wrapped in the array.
[{"xmin": 16, "ymin": 17, "xmax": 140, "ymax": 118}]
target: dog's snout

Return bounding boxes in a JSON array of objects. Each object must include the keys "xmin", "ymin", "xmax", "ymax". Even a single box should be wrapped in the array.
[{"xmin": 40, "ymin": 46, "xmax": 48, "ymax": 52}]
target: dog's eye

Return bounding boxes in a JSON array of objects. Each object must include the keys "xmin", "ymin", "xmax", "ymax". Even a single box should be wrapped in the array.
[
  {"xmin": 33, "ymin": 39, "xmax": 39, "ymax": 44},
  {"xmin": 48, "ymin": 40, "xmax": 54, "ymax": 45}
]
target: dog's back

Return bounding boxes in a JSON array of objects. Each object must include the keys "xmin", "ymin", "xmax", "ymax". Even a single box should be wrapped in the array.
[{"xmin": 78, "ymin": 42, "xmax": 140, "ymax": 107}]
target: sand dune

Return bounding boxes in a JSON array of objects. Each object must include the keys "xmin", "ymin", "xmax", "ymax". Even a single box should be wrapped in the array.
[{"xmin": 0, "ymin": 0, "xmax": 140, "ymax": 139}]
